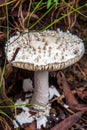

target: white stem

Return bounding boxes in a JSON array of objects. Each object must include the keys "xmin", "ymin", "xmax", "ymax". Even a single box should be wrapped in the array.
[{"xmin": 31, "ymin": 71, "xmax": 49, "ymax": 106}]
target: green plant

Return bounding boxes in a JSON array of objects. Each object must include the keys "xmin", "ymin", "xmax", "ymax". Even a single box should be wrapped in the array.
[
  {"xmin": 47, "ymin": 0, "xmax": 59, "ymax": 9},
  {"xmin": 43, "ymin": 2, "xmax": 87, "ymax": 30}
]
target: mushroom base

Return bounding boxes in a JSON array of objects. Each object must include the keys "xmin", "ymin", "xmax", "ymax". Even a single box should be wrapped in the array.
[{"xmin": 31, "ymin": 71, "xmax": 49, "ymax": 107}]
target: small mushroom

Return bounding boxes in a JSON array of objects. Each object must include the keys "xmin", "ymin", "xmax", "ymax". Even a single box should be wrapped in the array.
[{"xmin": 5, "ymin": 29, "xmax": 85, "ymax": 107}]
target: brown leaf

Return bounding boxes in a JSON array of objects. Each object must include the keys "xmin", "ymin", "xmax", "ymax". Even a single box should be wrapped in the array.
[
  {"xmin": 72, "ymin": 104, "xmax": 87, "ymax": 114},
  {"xmin": 76, "ymin": 89, "xmax": 87, "ymax": 101},
  {"xmin": 51, "ymin": 111, "xmax": 84, "ymax": 130},
  {"xmin": 57, "ymin": 72, "xmax": 87, "ymax": 113},
  {"xmin": 24, "ymin": 122, "xmax": 36, "ymax": 130},
  {"xmin": 57, "ymin": 72, "xmax": 78, "ymax": 107}
]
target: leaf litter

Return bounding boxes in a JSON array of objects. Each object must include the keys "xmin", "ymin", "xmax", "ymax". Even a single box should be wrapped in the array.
[{"xmin": 0, "ymin": 0, "xmax": 87, "ymax": 129}]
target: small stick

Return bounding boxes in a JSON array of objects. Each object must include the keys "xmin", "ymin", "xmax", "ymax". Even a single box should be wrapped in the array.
[{"xmin": 10, "ymin": 47, "xmax": 20, "ymax": 62}]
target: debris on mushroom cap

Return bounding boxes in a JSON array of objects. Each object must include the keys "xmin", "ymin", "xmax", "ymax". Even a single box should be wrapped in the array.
[{"xmin": 5, "ymin": 29, "xmax": 85, "ymax": 71}]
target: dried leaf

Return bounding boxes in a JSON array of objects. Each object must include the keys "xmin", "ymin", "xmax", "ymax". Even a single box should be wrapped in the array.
[
  {"xmin": 76, "ymin": 89, "xmax": 87, "ymax": 101},
  {"xmin": 57, "ymin": 72, "xmax": 87, "ymax": 113},
  {"xmin": 51, "ymin": 111, "xmax": 84, "ymax": 130},
  {"xmin": 72, "ymin": 104, "xmax": 87, "ymax": 114},
  {"xmin": 24, "ymin": 122, "xmax": 36, "ymax": 130},
  {"xmin": 57, "ymin": 72, "xmax": 78, "ymax": 107}
]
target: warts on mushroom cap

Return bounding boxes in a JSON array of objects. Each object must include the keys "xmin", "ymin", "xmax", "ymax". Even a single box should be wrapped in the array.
[{"xmin": 5, "ymin": 29, "xmax": 85, "ymax": 71}]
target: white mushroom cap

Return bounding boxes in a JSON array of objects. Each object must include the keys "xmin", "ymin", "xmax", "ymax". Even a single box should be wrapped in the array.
[{"xmin": 5, "ymin": 29, "xmax": 85, "ymax": 71}]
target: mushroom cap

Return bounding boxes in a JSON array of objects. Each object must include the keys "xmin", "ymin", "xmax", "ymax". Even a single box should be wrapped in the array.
[{"xmin": 5, "ymin": 29, "xmax": 85, "ymax": 71}]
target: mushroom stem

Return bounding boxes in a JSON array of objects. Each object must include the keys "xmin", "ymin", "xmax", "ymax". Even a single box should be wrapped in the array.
[{"xmin": 31, "ymin": 71, "xmax": 49, "ymax": 106}]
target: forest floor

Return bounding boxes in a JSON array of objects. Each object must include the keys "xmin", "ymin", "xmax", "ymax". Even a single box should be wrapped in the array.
[{"xmin": 0, "ymin": 0, "xmax": 87, "ymax": 130}]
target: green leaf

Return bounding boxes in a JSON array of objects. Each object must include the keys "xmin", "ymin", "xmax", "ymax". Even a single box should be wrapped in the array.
[
  {"xmin": 54, "ymin": 0, "xmax": 59, "ymax": 6},
  {"xmin": 47, "ymin": 0, "xmax": 52, "ymax": 9}
]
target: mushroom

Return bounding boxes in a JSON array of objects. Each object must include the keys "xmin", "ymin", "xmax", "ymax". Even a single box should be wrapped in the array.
[{"xmin": 5, "ymin": 29, "xmax": 85, "ymax": 107}]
